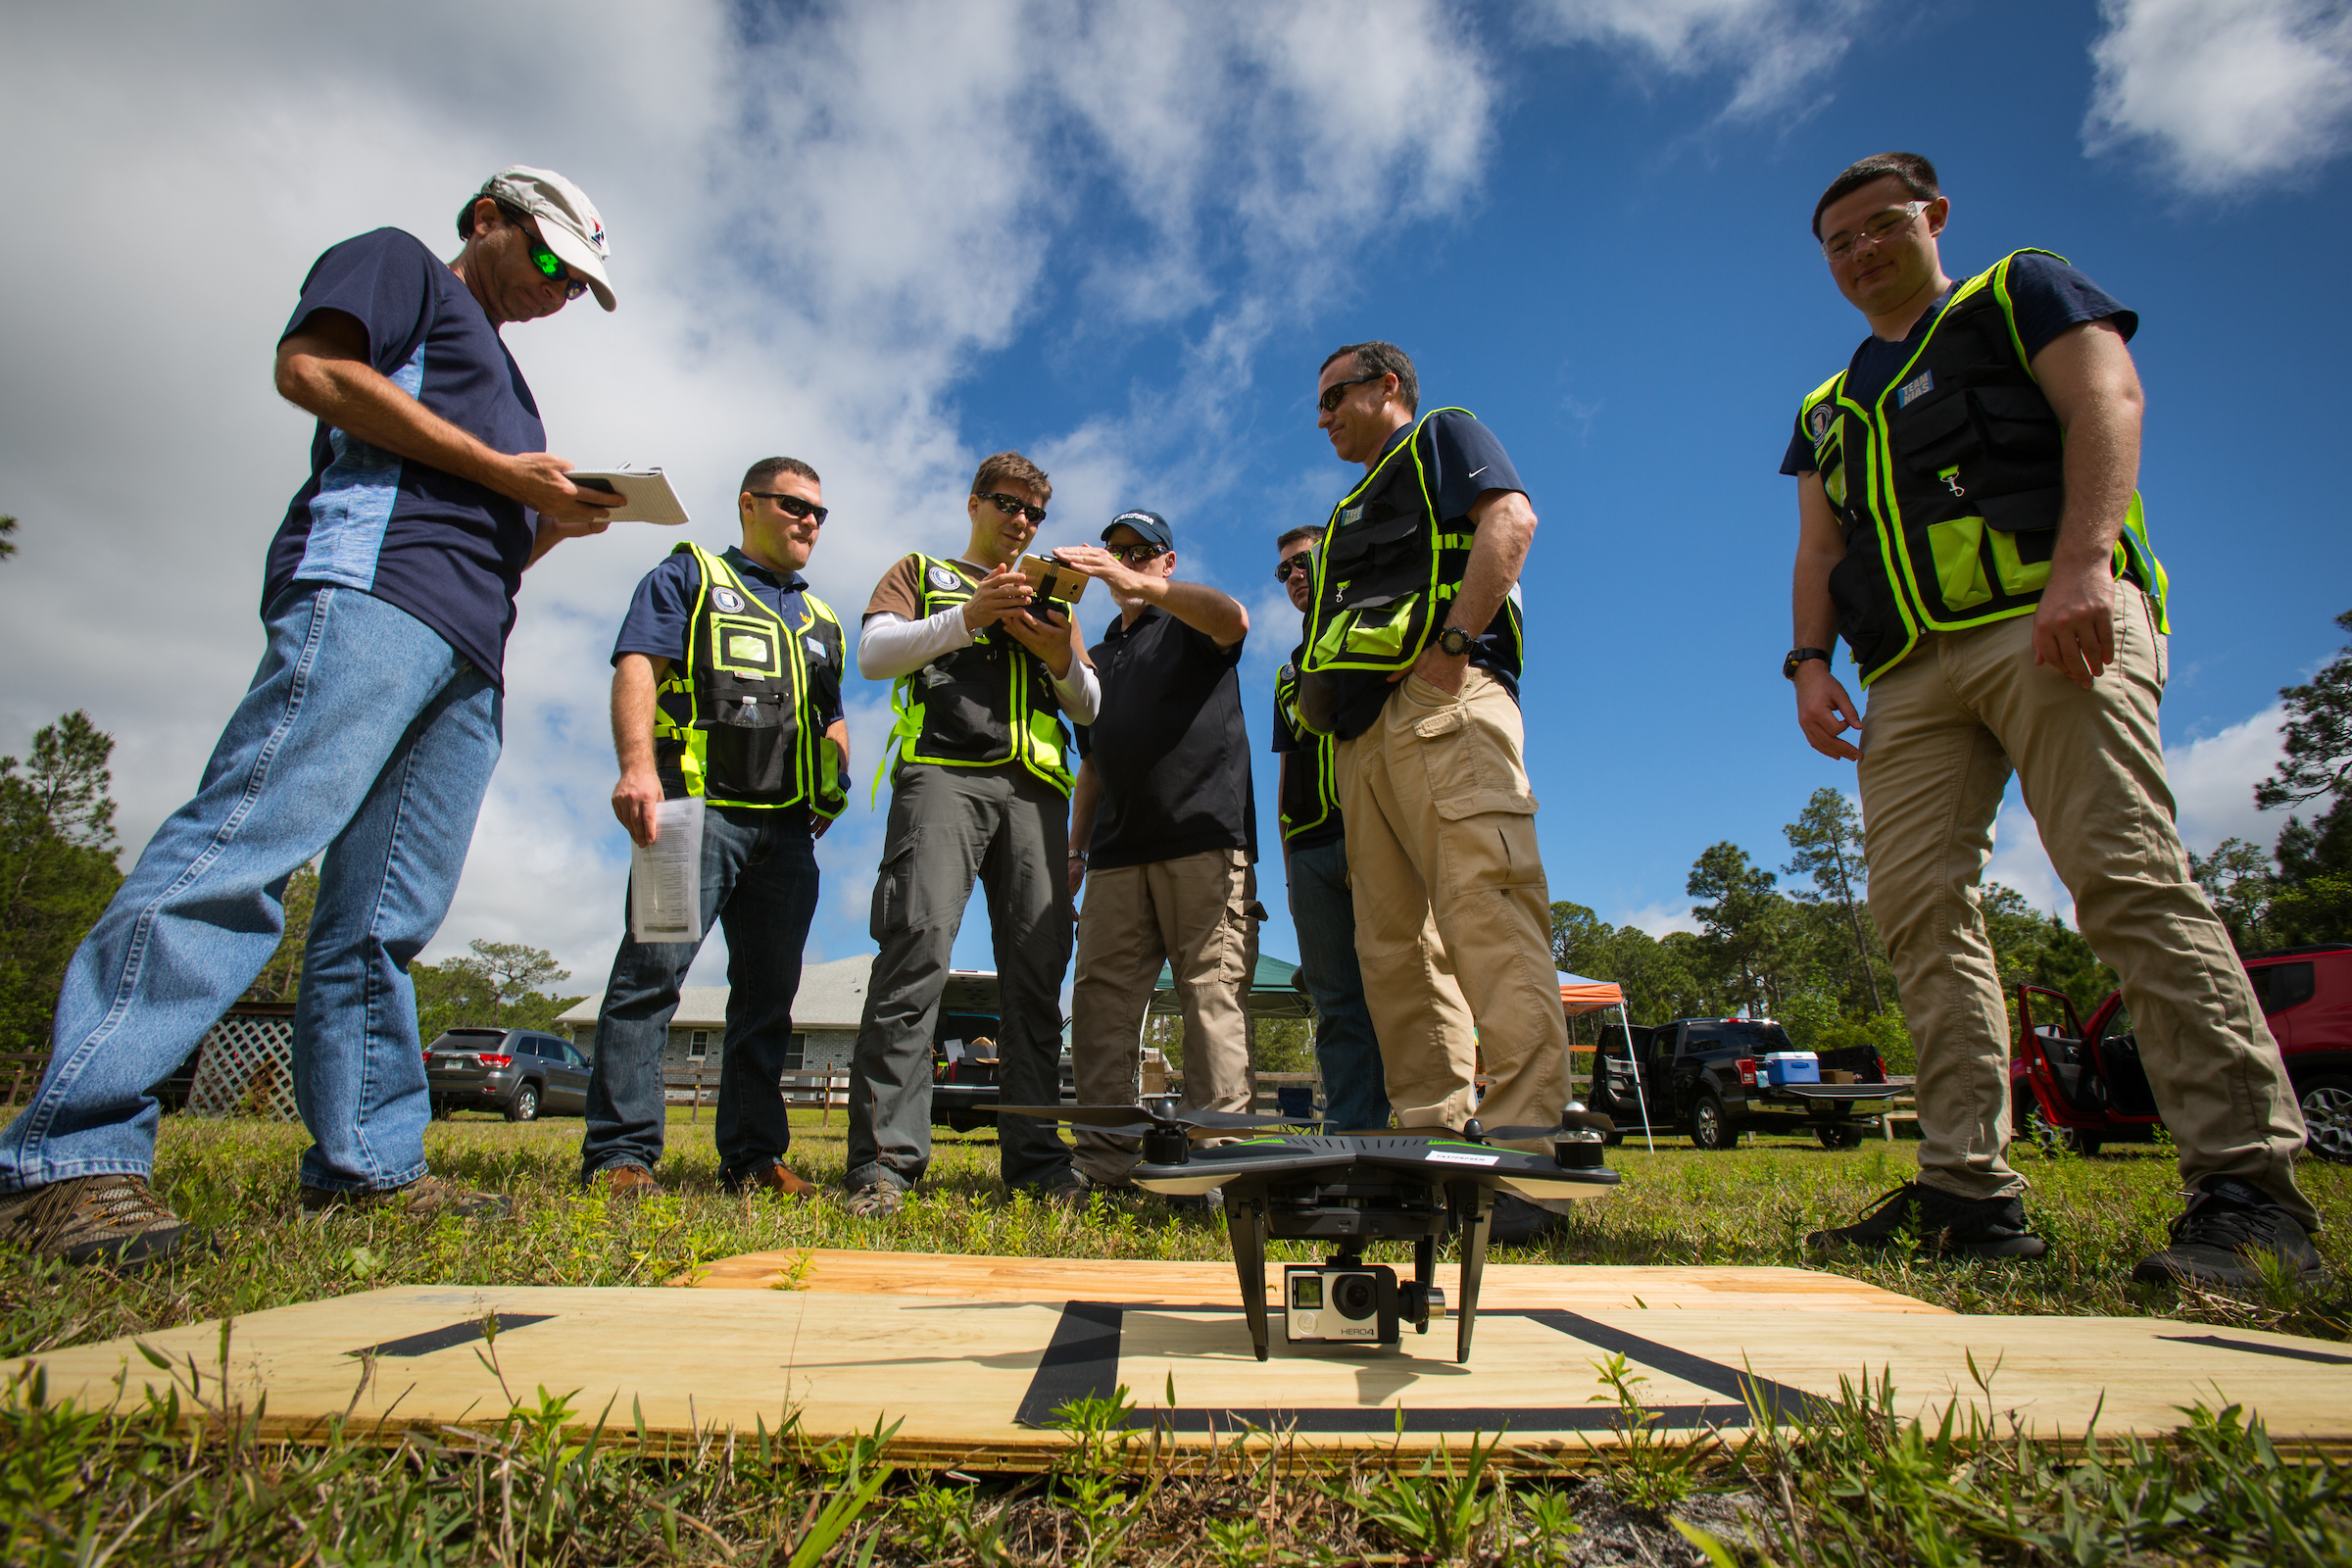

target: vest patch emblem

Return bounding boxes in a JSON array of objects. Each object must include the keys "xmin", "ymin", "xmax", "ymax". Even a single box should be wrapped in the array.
[
  {"xmin": 1807, "ymin": 405, "xmax": 1834, "ymax": 442},
  {"xmin": 710, "ymin": 586, "xmax": 745, "ymax": 612},
  {"xmin": 928, "ymin": 564, "xmax": 965, "ymax": 591},
  {"xmin": 806, "ymin": 635, "xmax": 828, "ymax": 658},
  {"xmin": 1341, "ymin": 506, "xmax": 1363, "ymax": 526},
  {"xmin": 1896, "ymin": 369, "xmax": 1936, "ymax": 408}
]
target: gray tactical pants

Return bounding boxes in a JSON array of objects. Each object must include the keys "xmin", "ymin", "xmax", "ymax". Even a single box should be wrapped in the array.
[{"xmin": 847, "ymin": 761, "xmax": 1076, "ymax": 1193}]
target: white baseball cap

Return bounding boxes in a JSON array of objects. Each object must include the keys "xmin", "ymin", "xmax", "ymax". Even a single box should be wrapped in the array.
[{"xmin": 460, "ymin": 166, "xmax": 615, "ymax": 311}]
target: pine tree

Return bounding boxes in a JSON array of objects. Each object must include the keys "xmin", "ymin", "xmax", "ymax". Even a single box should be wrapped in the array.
[{"xmin": 0, "ymin": 712, "xmax": 124, "ymax": 1054}]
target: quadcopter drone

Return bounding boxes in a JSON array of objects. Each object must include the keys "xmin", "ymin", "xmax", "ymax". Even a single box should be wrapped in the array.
[{"xmin": 995, "ymin": 1101, "xmax": 1620, "ymax": 1362}]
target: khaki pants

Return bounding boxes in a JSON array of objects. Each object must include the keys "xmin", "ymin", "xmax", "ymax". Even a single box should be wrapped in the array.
[
  {"xmin": 1859, "ymin": 588, "xmax": 2313, "ymax": 1223},
  {"xmin": 1335, "ymin": 668, "xmax": 1567, "ymax": 1143},
  {"xmin": 1069, "ymin": 848, "xmax": 1257, "ymax": 1184}
]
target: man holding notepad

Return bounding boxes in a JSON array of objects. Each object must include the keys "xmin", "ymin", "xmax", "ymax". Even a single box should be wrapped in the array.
[
  {"xmin": 581, "ymin": 458, "xmax": 852, "ymax": 1199},
  {"xmin": 0, "ymin": 167, "xmax": 626, "ymax": 1265}
]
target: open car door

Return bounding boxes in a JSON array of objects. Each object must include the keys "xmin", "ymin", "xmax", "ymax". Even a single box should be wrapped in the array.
[{"xmin": 2015, "ymin": 984, "xmax": 2107, "ymax": 1132}]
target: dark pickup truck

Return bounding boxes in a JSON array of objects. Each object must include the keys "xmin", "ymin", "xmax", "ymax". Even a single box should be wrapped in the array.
[{"xmin": 1589, "ymin": 1017, "xmax": 1908, "ymax": 1150}]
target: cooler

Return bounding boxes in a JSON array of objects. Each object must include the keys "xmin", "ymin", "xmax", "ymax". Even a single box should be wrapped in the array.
[{"xmin": 1761, "ymin": 1052, "xmax": 1819, "ymax": 1087}]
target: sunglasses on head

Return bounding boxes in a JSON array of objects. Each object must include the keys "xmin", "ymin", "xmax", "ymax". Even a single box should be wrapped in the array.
[
  {"xmin": 748, "ymin": 491, "xmax": 827, "ymax": 525},
  {"xmin": 523, "ymin": 231, "xmax": 590, "ymax": 302},
  {"xmin": 1274, "ymin": 549, "xmax": 1316, "ymax": 583},
  {"xmin": 977, "ymin": 491, "xmax": 1048, "ymax": 525}
]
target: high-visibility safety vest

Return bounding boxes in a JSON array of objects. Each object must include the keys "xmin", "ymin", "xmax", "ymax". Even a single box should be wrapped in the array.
[
  {"xmin": 652, "ymin": 543, "xmax": 847, "ymax": 818},
  {"xmin": 1798, "ymin": 249, "xmax": 2171, "ymax": 686},
  {"xmin": 1300, "ymin": 407, "xmax": 1524, "ymax": 681},
  {"xmin": 877, "ymin": 554, "xmax": 1075, "ymax": 799},
  {"xmin": 1275, "ymin": 650, "xmax": 1341, "ymax": 843}
]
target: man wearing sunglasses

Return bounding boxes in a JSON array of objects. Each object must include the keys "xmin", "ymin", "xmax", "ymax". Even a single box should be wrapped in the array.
[
  {"xmin": 846, "ymin": 453, "xmax": 1098, "ymax": 1216},
  {"xmin": 1785, "ymin": 152, "xmax": 2319, "ymax": 1286},
  {"xmin": 1301, "ymin": 339, "xmax": 1568, "ymax": 1243},
  {"xmin": 0, "ymin": 167, "xmax": 626, "ymax": 1264},
  {"xmin": 578, "ymin": 457, "xmax": 852, "ymax": 1201},
  {"xmin": 1054, "ymin": 512, "xmax": 1257, "ymax": 1195}
]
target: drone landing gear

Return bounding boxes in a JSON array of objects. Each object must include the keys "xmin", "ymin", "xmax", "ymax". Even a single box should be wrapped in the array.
[
  {"xmin": 1448, "ymin": 1181, "xmax": 1494, "ymax": 1363},
  {"xmin": 1227, "ymin": 1196, "xmax": 1273, "ymax": 1361}
]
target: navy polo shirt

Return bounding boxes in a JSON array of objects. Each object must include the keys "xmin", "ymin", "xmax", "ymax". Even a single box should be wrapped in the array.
[
  {"xmin": 1075, "ymin": 606, "xmax": 1256, "ymax": 871},
  {"xmin": 612, "ymin": 545, "xmax": 844, "ymax": 732},
  {"xmin": 265, "ymin": 228, "xmax": 551, "ymax": 687}
]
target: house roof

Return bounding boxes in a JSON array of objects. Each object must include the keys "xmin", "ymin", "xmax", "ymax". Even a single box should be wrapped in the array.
[{"xmin": 556, "ymin": 955, "xmax": 882, "ymax": 1031}]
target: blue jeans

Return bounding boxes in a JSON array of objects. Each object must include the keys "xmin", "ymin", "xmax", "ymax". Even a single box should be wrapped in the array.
[
  {"xmin": 0, "ymin": 586, "xmax": 501, "ymax": 1194},
  {"xmin": 581, "ymin": 806, "xmax": 820, "ymax": 1182},
  {"xmin": 1288, "ymin": 835, "xmax": 1389, "ymax": 1132}
]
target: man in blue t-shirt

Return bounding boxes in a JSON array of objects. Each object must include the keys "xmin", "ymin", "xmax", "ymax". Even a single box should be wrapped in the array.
[
  {"xmin": 1783, "ymin": 152, "xmax": 2319, "ymax": 1288},
  {"xmin": 580, "ymin": 456, "xmax": 851, "ymax": 1200},
  {"xmin": 1303, "ymin": 341, "xmax": 1571, "ymax": 1244},
  {"xmin": 0, "ymin": 167, "xmax": 628, "ymax": 1266}
]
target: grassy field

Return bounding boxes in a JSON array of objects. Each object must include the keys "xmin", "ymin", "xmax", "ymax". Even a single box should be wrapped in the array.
[{"xmin": 4, "ymin": 1110, "xmax": 2349, "ymax": 1564}]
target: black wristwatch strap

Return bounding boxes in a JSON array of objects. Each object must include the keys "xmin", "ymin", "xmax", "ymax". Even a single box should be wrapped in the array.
[{"xmin": 1783, "ymin": 647, "xmax": 1833, "ymax": 680}]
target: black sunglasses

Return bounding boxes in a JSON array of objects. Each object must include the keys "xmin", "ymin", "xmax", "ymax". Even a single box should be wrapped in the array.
[
  {"xmin": 1108, "ymin": 542, "xmax": 1166, "ymax": 566},
  {"xmin": 748, "ymin": 491, "xmax": 828, "ymax": 525},
  {"xmin": 523, "ymin": 231, "xmax": 590, "ymax": 302},
  {"xmin": 1317, "ymin": 374, "xmax": 1380, "ymax": 414},
  {"xmin": 1274, "ymin": 549, "xmax": 1316, "ymax": 583},
  {"xmin": 977, "ymin": 491, "xmax": 1048, "ymax": 525}
]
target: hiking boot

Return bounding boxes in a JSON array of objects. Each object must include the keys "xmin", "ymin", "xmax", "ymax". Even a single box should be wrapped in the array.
[
  {"xmin": 1806, "ymin": 1181, "xmax": 2047, "ymax": 1259},
  {"xmin": 2132, "ymin": 1177, "xmax": 2329, "ymax": 1290},
  {"xmin": 1487, "ymin": 1192, "xmax": 1558, "ymax": 1246},
  {"xmin": 846, "ymin": 1181, "xmax": 906, "ymax": 1218},
  {"xmin": 0, "ymin": 1175, "xmax": 191, "ymax": 1269},
  {"xmin": 724, "ymin": 1161, "xmax": 817, "ymax": 1201},
  {"xmin": 300, "ymin": 1173, "xmax": 510, "ymax": 1219},
  {"xmin": 588, "ymin": 1163, "xmax": 662, "ymax": 1198}
]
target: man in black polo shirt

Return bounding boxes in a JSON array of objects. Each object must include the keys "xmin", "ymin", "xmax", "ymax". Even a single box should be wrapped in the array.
[{"xmin": 1057, "ymin": 510, "xmax": 1257, "ymax": 1190}]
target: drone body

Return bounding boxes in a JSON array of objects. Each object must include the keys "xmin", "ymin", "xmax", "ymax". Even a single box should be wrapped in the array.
[{"xmin": 996, "ymin": 1102, "xmax": 1622, "ymax": 1363}]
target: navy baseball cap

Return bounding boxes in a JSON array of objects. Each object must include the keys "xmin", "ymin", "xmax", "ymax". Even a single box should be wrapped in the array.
[{"xmin": 1103, "ymin": 509, "xmax": 1173, "ymax": 551}]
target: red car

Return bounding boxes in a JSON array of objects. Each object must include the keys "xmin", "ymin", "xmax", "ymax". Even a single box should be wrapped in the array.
[{"xmin": 2011, "ymin": 943, "xmax": 2352, "ymax": 1162}]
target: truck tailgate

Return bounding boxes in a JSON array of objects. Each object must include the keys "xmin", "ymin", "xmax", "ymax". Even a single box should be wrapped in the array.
[{"xmin": 1759, "ymin": 1084, "xmax": 1906, "ymax": 1105}]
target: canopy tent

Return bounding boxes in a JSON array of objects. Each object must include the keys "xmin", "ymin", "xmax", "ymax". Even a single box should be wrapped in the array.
[
  {"xmin": 1557, "ymin": 970, "xmax": 1654, "ymax": 1152},
  {"xmin": 1148, "ymin": 954, "xmax": 1315, "ymax": 1020}
]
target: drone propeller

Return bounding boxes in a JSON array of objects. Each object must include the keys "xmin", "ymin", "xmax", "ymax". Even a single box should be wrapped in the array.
[{"xmin": 994, "ymin": 1103, "xmax": 1314, "ymax": 1134}]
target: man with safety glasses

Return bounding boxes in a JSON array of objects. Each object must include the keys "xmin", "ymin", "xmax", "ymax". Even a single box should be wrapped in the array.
[
  {"xmin": 1056, "ymin": 512, "xmax": 1256, "ymax": 1196},
  {"xmin": 1784, "ymin": 151, "xmax": 2320, "ymax": 1286},
  {"xmin": 846, "ymin": 453, "xmax": 1097, "ymax": 1216},
  {"xmin": 580, "ymin": 457, "xmax": 851, "ymax": 1200},
  {"xmin": 1300, "ymin": 339, "xmax": 1568, "ymax": 1245},
  {"xmin": 0, "ymin": 167, "xmax": 624, "ymax": 1265}
]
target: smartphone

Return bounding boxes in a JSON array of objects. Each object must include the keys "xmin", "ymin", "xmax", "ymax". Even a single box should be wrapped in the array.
[{"xmin": 1016, "ymin": 552, "xmax": 1088, "ymax": 626}]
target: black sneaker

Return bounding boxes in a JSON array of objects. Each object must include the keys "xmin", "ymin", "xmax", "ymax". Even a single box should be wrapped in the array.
[
  {"xmin": 2132, "ymin": 1177, "xmax": 2328, "ymax": 1290},
  {"xmin": 0, "ymin": 1175, "xmax": 192, "ymax": 1269},
  {"xmin": 1487, "ymin": 1193, "xmax": 1558, "ymax": 1246},
  {"xmin": 1806, "ymin": 1182, "xmax": 2047, "ymax": 1259}
]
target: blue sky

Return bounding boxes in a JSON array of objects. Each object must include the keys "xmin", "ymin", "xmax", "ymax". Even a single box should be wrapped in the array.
[{"xmin": 2, "ymin": 0, "xmax": 2346, "ymax": 1001}]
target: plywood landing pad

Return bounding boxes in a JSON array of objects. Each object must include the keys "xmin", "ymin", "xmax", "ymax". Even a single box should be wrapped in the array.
[
  {"xmin": 680, "ymin": 1249, "xmax": 1950, "ymax": 1315},
  {"xmin": 21, "ymin": 1272, "xmax": 2352, "ymax": 1466}
]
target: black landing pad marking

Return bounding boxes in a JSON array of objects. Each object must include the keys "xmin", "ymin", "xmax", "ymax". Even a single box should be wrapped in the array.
[
  {"xmin": 1013, "ymin": 1301, "xmax": 1821, "ymax": 1431},
  {"xmin": 349, "ymin": 1313, "xmax": 557, "ymax": 1360},
  {"xmin": 2157, "ymin": 1333, "xmax": 2352, "ymax": 1367}
]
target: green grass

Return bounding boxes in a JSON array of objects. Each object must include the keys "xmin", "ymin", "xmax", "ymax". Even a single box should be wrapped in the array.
[{"xmin": 4, "ymin": 1111, "xmax": 2350, "ymax": 1563}]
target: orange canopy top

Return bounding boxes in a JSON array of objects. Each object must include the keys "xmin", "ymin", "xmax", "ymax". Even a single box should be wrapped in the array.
[{"xmin": 1556, "ymin": 971, "xmax": 1625, "ymax": 1017}]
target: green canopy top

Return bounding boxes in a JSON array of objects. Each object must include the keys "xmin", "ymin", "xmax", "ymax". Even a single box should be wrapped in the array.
[{"xmin": 1148, "ymin": 954, "xmax": 1313, "ymax": 1018}]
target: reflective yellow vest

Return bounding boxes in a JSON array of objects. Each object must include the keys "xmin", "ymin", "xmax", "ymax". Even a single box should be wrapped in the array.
[
  {"xmin": 1275, "ymin": 650, "xmax": 1340, "ymax": 842},
  {"xmin": 652, "ymin": 543, "xmax": 847, "ymax": 818},
  {"xmin": 1300, "ymin": 407, "xmax": 1524, "ymax": 680},
  {"xmin": 877, "ymin": 554, "xmax": 1075, "ymax": 799},
  {"xmin": 1797, "ymin": 249, "xmax": 2170, "ymax": 685}
]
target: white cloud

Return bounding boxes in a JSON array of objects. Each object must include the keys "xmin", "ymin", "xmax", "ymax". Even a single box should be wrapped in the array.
[
  {"xmin": 1619, "ymin": 900, "xmax": 1703, "ymax": 938},
  {"xmin": 1522, "ymin": 0, "xmax": 1873, "ymax": 121},
  {"xmin": 2085, "ymin": 0, "xmax": 2352, "ymax": 192},
  {"xmin": 0, "ymin": 0, "xmax": 1495, "ymax": 995},
  {"xmin": 1985, "ymin": 703, "xmax": 2287, "ymax": 916}
]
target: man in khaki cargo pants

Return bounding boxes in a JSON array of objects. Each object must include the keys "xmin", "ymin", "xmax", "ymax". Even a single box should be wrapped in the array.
[
  {"xmin": 1302, "ymin": 341, "xmax": 1569, "ymax": 1244},
  {"xmin": 1786, "ymin": 151, "xmax": 2321, "ymax": 1287}
]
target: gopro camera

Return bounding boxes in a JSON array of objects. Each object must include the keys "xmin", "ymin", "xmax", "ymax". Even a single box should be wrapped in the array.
[{"xmin": 1284, "ymin": 1263, "xmax": 1397, "ymax": 1345}]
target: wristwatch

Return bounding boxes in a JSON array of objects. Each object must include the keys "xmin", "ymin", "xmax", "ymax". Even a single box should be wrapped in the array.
[
  {"xmin": 1436, "ymin": 625, "xmax": 1474, "ymax": 658},
  {"xmin": 1783, "ymin": 647, "xmax": 1833, "ymax": 680}
]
